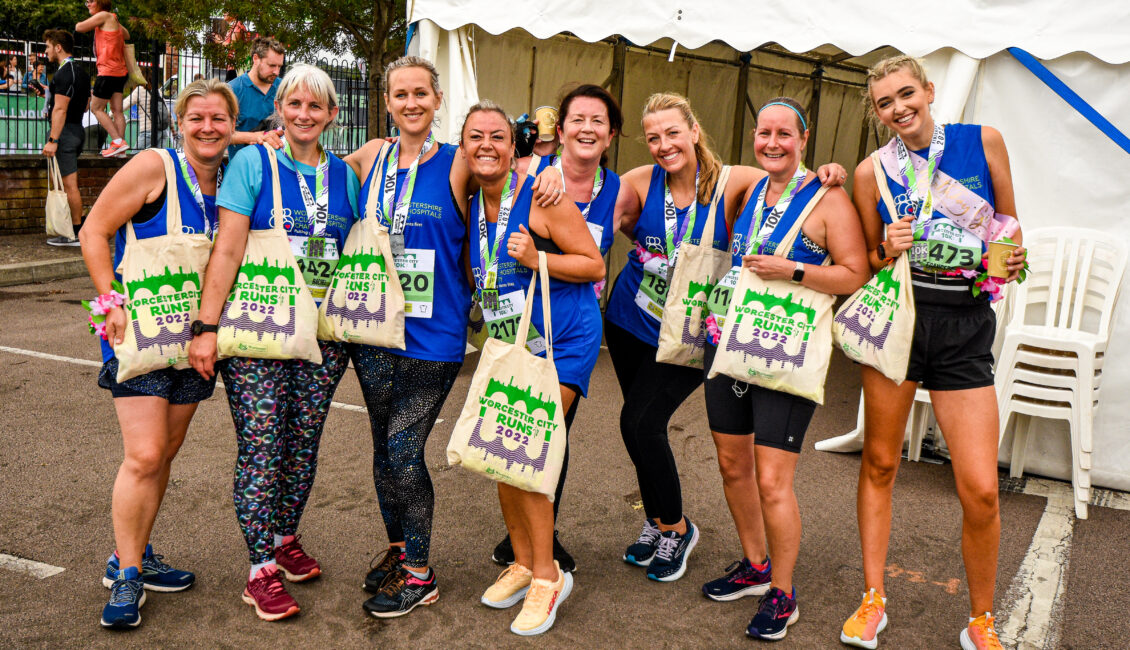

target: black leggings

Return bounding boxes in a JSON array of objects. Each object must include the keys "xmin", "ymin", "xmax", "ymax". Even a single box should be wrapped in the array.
[{"xmin": 605, "ymin": 320, "xmax": 703, "ymax": 526}]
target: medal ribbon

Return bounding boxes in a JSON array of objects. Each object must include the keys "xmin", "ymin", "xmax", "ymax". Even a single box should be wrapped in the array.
[
  {"xmin": 662, "ymin": 166, "xmax": 700, "ymax": 266},
  {"xmin": 282, "ymin": 139, "xmax": 330, "ymax": 238},
  {"xmin": 476, "ymin": 172, "xmax": 518, "ymax": 295},
  {"xmin": 553, "ymin": 155, "xmax": 604, "ymax": 220},
  {"xmin": 745, "ymin": 163, "xmax": 807, "ymax": 255},
  {"xmin": 176, "ymin": 150, "xmax": 221, "ymax": 238},
  {"xmin": 380, "ymin": 132, "xmax": 435, "ymax": 233},
  {"xmin": 894, "ymin": 123, "xmax": 945, "ymax": 234}
]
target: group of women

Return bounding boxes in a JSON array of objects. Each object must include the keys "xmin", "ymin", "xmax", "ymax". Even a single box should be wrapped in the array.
[{"xmin": 80, "ymin": 52, "xmax": 1026, "ymax": 649}]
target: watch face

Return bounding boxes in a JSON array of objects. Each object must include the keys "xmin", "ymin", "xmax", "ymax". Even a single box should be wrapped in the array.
[{"xmin": 190, "ymin": 320, "xmax": 203, "ymax": 336}]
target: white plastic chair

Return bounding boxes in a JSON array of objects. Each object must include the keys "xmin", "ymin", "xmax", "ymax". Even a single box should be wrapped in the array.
[{"xmin": 997, "ymin": 227, "xmax": 1128, "ymax": 519}]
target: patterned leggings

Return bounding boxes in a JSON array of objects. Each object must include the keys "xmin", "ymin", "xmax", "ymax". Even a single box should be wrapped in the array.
[
  {"xmin": 349, "ymin": 345, "xmax": 462, "ymax": 568},
  {"xmin": 221, "ymin": 341, "xmax": 349, "ymax": 564}
]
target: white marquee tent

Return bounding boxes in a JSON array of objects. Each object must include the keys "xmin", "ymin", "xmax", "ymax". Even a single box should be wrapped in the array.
[{"xmin": 406, "ymin": 0, "xmax": 1130, "ymax": 490}]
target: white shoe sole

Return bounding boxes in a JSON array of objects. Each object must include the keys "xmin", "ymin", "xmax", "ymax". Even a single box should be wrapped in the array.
[
  {"xmin": 622, "ymin": 552, "xmax": 654, "ymax": 567},
  {"xmin": 647, "ymin": 525, "xmax": 699, "ymax": 582},
  {"xmin": 748, "ymin": 606, "xmax": 799, "ymax": 640},
  {"xmin": 510, "ymin": 572, "xmax": 573, "ymax": 636},
  {"xmin": 840, "ymin": 612, "xmax": 887, "ymax": 649},
  {"xmin": 481, "ymin": 584, "xmax": 529, "ymax": 609},
  {"xmin": 704, "ymin": 581, "xmax": 771, "ymax": 601},
  {"xmin": 100, "ymin": 590, "xmax": 146, "ymax": 628}
]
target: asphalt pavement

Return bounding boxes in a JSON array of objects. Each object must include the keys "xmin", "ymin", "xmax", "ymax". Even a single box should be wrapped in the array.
[{"xmin": 1, "ymin": 276, "xmax": 1126, "ymax": 649}]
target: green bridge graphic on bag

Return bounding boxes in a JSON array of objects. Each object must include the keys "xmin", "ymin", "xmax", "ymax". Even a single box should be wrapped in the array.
[
  {"xmin": 726, "ymin": 288, "xmax": 816, "ymax": 369},
  {"xmin": 221, "ymin": 258, "xmax": 302, "ymax": 341},
  {"xmin": 324, "ymin": 246, "xmax": 391, "ymax": 330},
  {"xmin": 834, "ymin": 265, "xmax": 901, "ymax": 350},
  {"xmin": 468, "ymin": 376, "xmax": 559, "ymax": 473},
  {"xmin": 125, "ymin": 266, "xmax": 202, "ymax": 353},
  {"xmin": 679, "ymin": 279, "xmax": 715, "ymax": 347}
]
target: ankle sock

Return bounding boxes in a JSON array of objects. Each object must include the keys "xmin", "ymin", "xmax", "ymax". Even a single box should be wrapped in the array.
[
  {"xmin": 405, "ymin": 567, "xmax": 429, "ymax": 580},
  {"xmin": 751, "ymin": 557, "xmax": 769, "ymax": 571},
  {"xmin": 250, "ymin": 561, "xmax": 275, "ymax": 580}
]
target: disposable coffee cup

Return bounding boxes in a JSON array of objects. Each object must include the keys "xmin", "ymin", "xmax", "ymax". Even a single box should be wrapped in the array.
[
  {"xmin": 533, "ymin": 106, "xmax": 558, "ymax": 142},
  {"xmin": 987, "ymin": 240, "xmax": 1019, "ymax": 279}
]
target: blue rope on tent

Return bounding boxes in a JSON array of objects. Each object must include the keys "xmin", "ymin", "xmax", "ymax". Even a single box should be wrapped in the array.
[
  {"xmin": 405, "ymin": 22, "xmax": 418, "ymax": 56},
  {"xmin": 1007, "ymin": 47, "xmax": 1130, "ymax": 155}
]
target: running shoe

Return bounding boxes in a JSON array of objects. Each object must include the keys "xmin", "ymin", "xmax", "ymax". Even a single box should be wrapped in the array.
[
  {"xmin": 960, "ymin": 612, "xmax": 1004, "ymax": 650},
  {"xmin": 242, "ymin": 565, "xmax": 300, "ymax": 621},
  {"xmin": 746, "ymin": 586, "xmax": 799, "ymax": 641},
  {"xmin": 274, "ymin": 535, "xmax": 321, "ymax": 582},
  {"xmin": 100, "ymin": 566, "xmax": 146, "ymax": 630},
  {"xmin": 46, "ymin": 235, "xmax": 79, "ymax": 246},
  {"xmin": 363, "ymin": 546, "xmax": 405, "ymax": 593},
  {"xmin": 510, "ymin": 561, "xmax": 573, "ymax": 636},
  {"xmin": 481, "ymin": 562, "xmax": 533, "ymax": 609},
  {"xmin": 494, "ymin": 531, "xmax": 576, "ymax": 572},
  {"xmin": 646, "ymin": 518, "xmax": 699, "ymax": 582},
  {"xmin": 362, "ymin": 567, "xmax": 439, "ymax": 618},
  {"xmin": 623, "ymin": 518, "xmax": 661, "ymax": 567},
  {"xmin": 841, "ymin": 588, "xmax": 888, "ymax": 649},
  {"xmin": 102, "ymin": 140, "xmax": 130, "ymax": 157},
  {"xmin": 104, "ymin": 544, "xmax": 195, "ymax": 592},
  {"xmin": 702, "ymin": 557, "xmax": 772, "ymax": 601}
]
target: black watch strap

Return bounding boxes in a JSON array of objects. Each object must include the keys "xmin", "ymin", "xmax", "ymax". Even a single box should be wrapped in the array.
[
  {"xmin": 877, "ymin": 242, "xmax": 887, "ymax": 260},
  {"xmin": 191, "ymin": 320, "xmax": 218, "ymax": 336},
  {"xmin": 47, "ymin": 136, "xmax": 57, "ymax": 143}
]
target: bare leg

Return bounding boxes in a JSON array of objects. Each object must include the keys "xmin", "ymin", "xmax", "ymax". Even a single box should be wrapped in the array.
[
  {"xmin": 90, "ymin": 96, "xmax": 120, "ymax": 145},
  {"xmin": 754, "ymin": 445, "xmax": 801, "ymax": 593},
  {"xmin": 858, "ymin": 367, "xmax": 919, "ymax": 596},
  {"xmin": 712, "ymin": 431, "xmax": 768, "ymax": 562},
  {"xmin": 929, "ymin": 387, "xmax": 1001, "ymax": 617},
  {"xmin": 61, "ymin": 172, "xmax": 82, "ymax": 227},
  {"xmin": 110, "ymin": 93, "xmax": 126, "ymax": 144}
]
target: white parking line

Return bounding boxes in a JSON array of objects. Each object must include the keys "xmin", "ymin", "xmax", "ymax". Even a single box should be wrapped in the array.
[
  {"xmin": 0, "ymin": 345, "xmax": 372, "ymax": 414},
  {"xmin": 0, "ymin": 553, "xmax": 65, "ymax": 579}
]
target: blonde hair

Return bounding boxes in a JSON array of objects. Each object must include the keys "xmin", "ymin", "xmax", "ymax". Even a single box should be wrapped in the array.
[
  {"xmin": 174, "ymin": 78, "xmax": 239, "ymax": 123},
  {"xmin": 273, "ymin": 63, "xmax": 340, "ymax": 129},
  {"xmin": 384, "ymin": 56, "xmax": 441, "ymax": 96},
  {"xmin": 863, "ymin": 54, "xmax": 931, "ymax": 122},
  {"xmin": 642, "ymin": 92, "xmax": 721, "ymax": 205}
]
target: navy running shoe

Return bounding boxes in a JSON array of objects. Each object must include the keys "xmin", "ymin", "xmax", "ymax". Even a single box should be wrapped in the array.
[
  {"xmin": 623, "ymin": 518, "xmax": 661, "ymax": 567},
  {"xmin": 104, "ymin": 544, "xmax": 194, "ymax": 592},
  {"xmin": 746, "ymin": 586, "xmax": 799, "ymax": 641},
  {"xmin": 363, "ymin": 567, "xmax": 439, "ymax": 618},
  {"xmin": 100, "ymin": 566, "xmax": 146, "ymax": 630},
  {"xmin": 645, "ymin": 518, "xmax": 699, "ymax": 582},
  {"xmin": 702, "ymin": 557, "xmax": 772, "ymax": 601}
]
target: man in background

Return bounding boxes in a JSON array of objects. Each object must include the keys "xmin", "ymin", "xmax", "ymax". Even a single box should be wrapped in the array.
[
  {"xmin": 227, "ymin": 36, "xmax": 285, "ymax": 158},
  {"xmin": 41, "ymin": 29, "xmax": 90, "ymax": 247}
]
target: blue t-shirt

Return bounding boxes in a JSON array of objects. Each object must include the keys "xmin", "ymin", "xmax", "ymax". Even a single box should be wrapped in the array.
[{"xmin": 227, "ymin": 73, "xmax": 280, "ymax": 158}]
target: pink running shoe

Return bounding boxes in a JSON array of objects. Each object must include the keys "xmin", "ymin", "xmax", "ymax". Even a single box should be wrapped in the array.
[
  {"xmin": 242, "ymin": 566, "xmax": 300, "ymax": 621},
  {"xmin": 274, "ymin": 535, "xmax": 322, "ymax": 582}
]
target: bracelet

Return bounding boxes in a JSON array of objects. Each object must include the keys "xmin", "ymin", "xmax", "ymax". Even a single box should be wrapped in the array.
[{"xmin": 82, "ymin": 286, "xmax": 126, "ymax": 340}]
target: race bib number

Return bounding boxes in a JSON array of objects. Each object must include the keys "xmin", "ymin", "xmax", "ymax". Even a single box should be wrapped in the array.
[
  {"xmin": 707, "ymin": 266, "xmax": 740, "ymax": 329},
  {"xmin": 290, "ymin": 235, "xmax": 340, "ymax": 299},
  {"xmin": 909, "ymin": 218, "xmax": 982, "ymax": 271},
  {"xmin": 482, "ymin": 289, "xmax": 547, "ymax": 355},
  {"xmin": 394, "ymin": 248, "xmax": 435, "ymax": 318},
  {"xmin": 586, "ymin": 222, "xmax": 605, "ymax": 250},
  {"xmin": 634, "ymin": 255, "xmax": 670, "ymax": 322}
]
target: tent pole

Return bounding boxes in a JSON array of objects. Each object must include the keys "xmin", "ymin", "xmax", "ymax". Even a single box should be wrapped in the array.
[
  {"xmin": 731, "ymin": 53, "xmax": 751, "ymax": 163},
  {"xmin": 527, "ymin": 46, "xmax": 538, "ymax": 112},
  {"xmin": 856, "ymin": 114, "xmax": 871, "ymax": 167},
  {"xmin": 607, "ymin": 37, "xmax": 627, "ymax": 170},
  {"xmin": 806, "ymin": 62, "xmax": 825, "ymax": 169}
]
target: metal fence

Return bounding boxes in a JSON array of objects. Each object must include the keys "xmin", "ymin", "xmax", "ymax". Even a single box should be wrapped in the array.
[{"xmin": 1, "ymin": 34, "xmax": 369, "ymax": 156}]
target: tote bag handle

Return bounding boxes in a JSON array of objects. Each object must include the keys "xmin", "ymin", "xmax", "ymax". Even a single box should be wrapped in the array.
[
  {"xmin": 127, "ymin": 148, "xmax": 182, "ymax": 245},
  {"xmin": 765, "ymin": 185, "xmax": 830, "ymax": 262},
  {"xmin": 363, "ymin": 141, "xmax": 394, "ymax": 224},
  {"xmin": 264, "ymin": 146, "xmax": 288, "ymax": 234},
  {"xmin": 513, "ymin": 250, "xmax": 553, "ymax": 364}
]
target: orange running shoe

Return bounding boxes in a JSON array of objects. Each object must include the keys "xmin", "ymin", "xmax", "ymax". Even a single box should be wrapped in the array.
[
  {"xmin": 840, "ymin": 588, "xmax": 888, "ymax": 649},
  {"xmin": 960, "ymin": 612, "xmax": 1004, "ymax": 650}
]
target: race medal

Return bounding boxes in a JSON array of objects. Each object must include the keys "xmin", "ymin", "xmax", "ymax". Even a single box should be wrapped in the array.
[
  {"xmin": 305, "ymin": 235, "xmax": 325, "ymax": 259},
  {"xmin": 390, "ymin": 232, "xmax": 406, "ymax": 257},
  {"xmin": 381, "ymin": 133, "xmax": 435, "ymax": 258},
  {"xmin": 481, "ymin": 288, "xmax": 499, "ymax": 311}
]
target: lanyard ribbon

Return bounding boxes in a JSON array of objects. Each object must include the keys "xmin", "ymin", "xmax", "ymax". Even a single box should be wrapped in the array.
[
  {"xmin": 894, "ymin": 123, "xmax": 945, "ymax": 236},
  {"xmin": 175, "ymin": 151, "xmax": 221, "ymax": 238},
  {"xmin": 745, "ymin": 163, "xmax": 807, "ymax": 255},
  {"xmin": 282, "ymin": 139, "xmax": 330, "ymax": 255},
  {"xmin": 552, "ymin": 155, "xmax": 604, "ymax": 220},
  {"xmin": 662, "ymin": 166, "xmax": 700, "ymax": 271},
  {"xmin": 381, "ymin": 132, "xmax": 435, "ymax": 252},
  {"xmin": 476, "ymin": 172, "xmax": 518, "ymax": 309}
]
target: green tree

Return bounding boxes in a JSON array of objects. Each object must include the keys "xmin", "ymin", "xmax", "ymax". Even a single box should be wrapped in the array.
[{"xmin": 1, "ymin": 0, "xmax": 94, "ymax": 42}]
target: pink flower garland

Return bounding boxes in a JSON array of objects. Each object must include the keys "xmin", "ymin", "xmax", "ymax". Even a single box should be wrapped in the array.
[
  {"xmin": 82, "ymin": 284, "xmax": 126, "ymax": 340},
  {"xmin": 704, "ymin": 314, "xmax": 722, "ymax": 345}
]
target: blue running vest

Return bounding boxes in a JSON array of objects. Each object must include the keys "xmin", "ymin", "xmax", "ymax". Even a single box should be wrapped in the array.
[{"xmin": 534, "ymin": 155, "xmax": 620, "ymax": 256}]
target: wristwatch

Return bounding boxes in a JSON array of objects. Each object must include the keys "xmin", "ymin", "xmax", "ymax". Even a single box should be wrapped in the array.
[
  {"xmin": 47, "ymin": 136, "xmax": 57, "ymax": 143},
  {"xmin": 190, "ymin": 320, "xmax": 218, "ymax": 337},
  {"xmin": 791, "ymin": 261, "xmax": 805, "ymax": 284}
]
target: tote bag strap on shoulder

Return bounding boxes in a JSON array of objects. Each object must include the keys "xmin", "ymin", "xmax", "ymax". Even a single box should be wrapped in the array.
[
  {"xmin": 870, "ymin": 151, "xmax": 901, "ymax": 225},
  {"xmin": 514, "ymin": 250, "xmax": 553, "ymax": 363},
  {"xmin": 700, "ymin": 165, "xmax": 732, "ymax": 245},
  {"xmin": 769, "ymin": 185, "xmax": 830, "ymax": 260},
  {"xmin": 127, "ymin": 148, "xmax": 182, "ymax": 246},
  {"xmin": 264, "ymin": 146, "xmax": 288, "ymax": 234},
  {"xmin": 363, "ymin": 141, "xmax": 394, "ymax": 224}
]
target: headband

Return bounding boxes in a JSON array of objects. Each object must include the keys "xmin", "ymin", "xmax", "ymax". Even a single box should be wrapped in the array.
[{"xmin": 758, "ymin": 102, "xmax": 807, "ymax": 132}]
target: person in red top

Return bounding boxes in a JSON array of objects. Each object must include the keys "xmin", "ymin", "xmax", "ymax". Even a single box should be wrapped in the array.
[{"xmin": 76, "ymin": 0, "xmax": 131, "ymax": 157}]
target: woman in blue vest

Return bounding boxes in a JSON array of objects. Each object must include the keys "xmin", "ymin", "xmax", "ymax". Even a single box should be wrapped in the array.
[
  {"xmin": 840, "ymin": 55, "xmax": 1026, "ymax": 650},
  {"xmin": 79, "ymin": 78, "xmax": 238, "ymax": 629},
  {"xmin": 607, "ymin": 92, "xmax": 848, "ymax": 584},
  {"xmin": 464, "ymin": 100, "xmax": 604, "ymax": 636},
  {"xmin": 489, "ymin": 83, "xmax": 623, "ymax": 573},
  {"xmin": 339, "ymin": 56, "xmax": 475, "ymax": 619},
  {"xmin": 188, "ymin": 64, "xmax": 360, "ymax": 622},
  {"xmin": 701, "ymin": 97, "xmax": 868, "ymax": 641}
]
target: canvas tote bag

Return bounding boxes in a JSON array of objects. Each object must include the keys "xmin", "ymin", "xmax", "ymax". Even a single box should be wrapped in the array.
[
  {"xmin": 113, "ymin": 149, "xmax": 212, "ymax": 381},
  {"xmin": 656, "ymin": 165, "xmax": 733, "ymax": 368},
  {"xmin": 708, "ymin": 186, "xmax": 836, "ymax": 404},
  {"xmin": 45, "ymin": 157, "xmax": 74, "ymax": 239},
  {"xmin": 216, "ymin": 146, "xmax": 322, "ymax": 363},
  {"xmin": 447, "ymin": 251, "xmax": 567, "ymax": 500},
  {"xmin": 317, "ymin": 142, "xmax": 407, "ymax": 347},
  {"xmin": 832, "ymin": 152, "xmax": 917, "ymax": 384}
]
